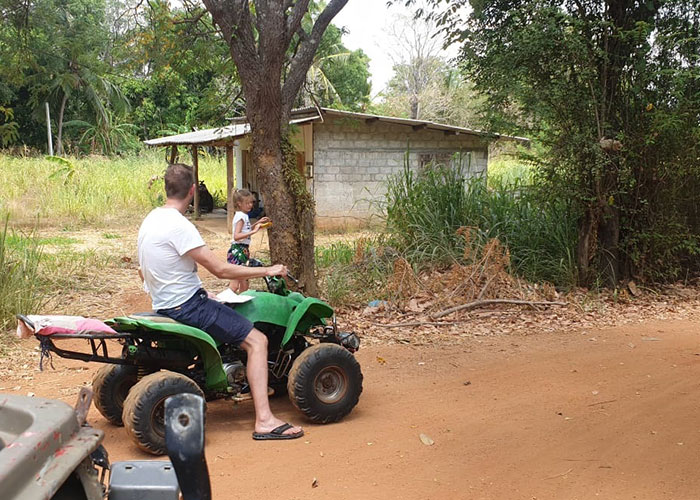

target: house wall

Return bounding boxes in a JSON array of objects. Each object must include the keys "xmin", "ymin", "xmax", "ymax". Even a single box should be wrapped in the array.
[{"xmin": 312, "ymin": 117, "xmax": 489, "ymax": 227}]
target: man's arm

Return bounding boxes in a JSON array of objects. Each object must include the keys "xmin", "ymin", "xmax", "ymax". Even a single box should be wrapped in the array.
[{"xmin": 186, "ymin": 245, "xmax": 286, "ymax": 280}]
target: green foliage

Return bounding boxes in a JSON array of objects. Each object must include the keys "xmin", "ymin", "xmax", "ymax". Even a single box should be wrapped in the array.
[
  {"xmin": 403, "ymin": 0, "xmax": 700, "ymax": 284},
  {"xmin": 0, "ymin": 1, "xmax": 368, "ymax": 152},
  {"xmin": 0, "ymin": 106, "xmax": 19, "ymax": 146},
  {"xmin": 315, "ymin": 238, "xmax": 393, "ymax": 306},
  {"xmin": 301, "ymin": 24, "xmax": 371, "ymax": 111},
  {"xmin": 315, "ymin": 241, "xmax": 355, "ymax": 268},
  {"xmin": 383, "ymin": 156, "xmax": 578, "ymax": 287},
  {"xmin": 0, "ymin": 215, "xmax": 46, "ymax": 331}
]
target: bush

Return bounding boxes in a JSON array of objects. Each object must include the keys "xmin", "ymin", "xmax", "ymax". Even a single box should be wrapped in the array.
[
  {"xmin": 0, "ymin": 215, "xmax": 46, "ymax": 331},
  {"xmin": 383, "ymin": 156, "xmax": 578, "ymax": 288}
]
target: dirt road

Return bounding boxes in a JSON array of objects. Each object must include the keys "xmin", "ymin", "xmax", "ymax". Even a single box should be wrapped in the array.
[{"xmin": 5, "ymin": 318, "xmax": 700, "ymax": 499}]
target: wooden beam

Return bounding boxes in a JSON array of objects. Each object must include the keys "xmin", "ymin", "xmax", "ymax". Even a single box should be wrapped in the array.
[
  {"xmin": 169, "ymin": 145, "xmax": 177, "ymax": 163},
  {"xmin": 192, "ymin": 146, "xmax": 200, "ymax": 219},
  {"xmin": 226, "ymin": 145, "xmax": 234, "ymax": 234}
]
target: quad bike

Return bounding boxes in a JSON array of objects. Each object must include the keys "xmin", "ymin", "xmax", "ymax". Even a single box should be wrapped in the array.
[{"xmin": 18, "ymin": 261, "xmax": 362, "ymax": 455}]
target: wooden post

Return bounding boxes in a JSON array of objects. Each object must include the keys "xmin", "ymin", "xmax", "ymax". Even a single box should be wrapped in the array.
[
  {"xmin": 169, "ymin": 145, "xmax": 177, "ymax": 164},
  {"xmin": 226, "ymin": 144, "xmax": 234, "ymax": 234},
  {"xmin": 45, "ymin": 102, "xmax": 53, "ymax": 156},
  {"xmin": 192, "ymin": 145, "xmax": 200, "ymax": 219}
]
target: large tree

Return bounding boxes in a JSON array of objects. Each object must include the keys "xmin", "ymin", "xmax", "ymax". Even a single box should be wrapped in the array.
[
  {"xmin": 201, "ymin": 0, "xmax": 350, "ymax": 294},
  {"xmin": 402, "ymin": 0, "xmax": 700, "ymax": 285}
]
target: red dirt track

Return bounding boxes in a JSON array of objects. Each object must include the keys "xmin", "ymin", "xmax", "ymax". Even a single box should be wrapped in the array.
[{"xmin": 6, "ymin": 318, "xmax": 700, "ymax": 499}]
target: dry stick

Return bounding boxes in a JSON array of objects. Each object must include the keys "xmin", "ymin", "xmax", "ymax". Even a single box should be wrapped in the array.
[
  {"xmin": 373, "ymin": 321, "xmax": 463, "ymax": 329},
  {"xmin": 587, "ymin": 399, "xmax": 617, "ymax": 406},
  {"xmin": 433, "ymin": 299, "xmax": 568, "ymax": 319},
  {"xmin": 476, "ymin": 274, "xmax": 497, "ymax": 300}
]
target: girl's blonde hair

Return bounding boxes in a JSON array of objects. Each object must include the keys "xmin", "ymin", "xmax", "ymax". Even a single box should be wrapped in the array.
[{"xmin": 233, "ymin": 189, "xmax": 254, "ymax": 209}]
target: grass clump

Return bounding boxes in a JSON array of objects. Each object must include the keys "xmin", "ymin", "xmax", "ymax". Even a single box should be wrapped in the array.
[
  {"xmin": 315, "ymin": 238, "xmax": 393, "ymax": 306},
  {"xmin": 0, "ymin": 215, "xmax": 47, "ymax": 331},
  {"xmin": 384, "ymin": 157, "xmax": 578, "ymax": 288}
]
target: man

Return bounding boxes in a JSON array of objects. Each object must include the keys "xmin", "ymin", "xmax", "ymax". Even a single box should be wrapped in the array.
[{"xmin": 137, "ymin": 163, "xmax": 303, "ymax": 440}]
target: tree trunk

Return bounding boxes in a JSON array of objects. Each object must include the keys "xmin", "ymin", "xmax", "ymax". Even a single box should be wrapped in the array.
[
  {"xmin": 248, "ymin": 109, "xmax": 318, "ymax": 296},
  {"xmin": 410, "ymin": 94, "xmax": 419, "ymax": 120},
  {"xmin": 598, "ymin": 203, "xmax": 620, "ymax": 286},
  {"xmin": 56, "ymin": 93, "xmax": 68, "ymax": 155},
  {"xmin": 201, "ymin": 0, "xmax": 350, "ymax": 296},
  {"xmin": 576, "ymin": 206, "xmax": 596, "ymax": 285}
]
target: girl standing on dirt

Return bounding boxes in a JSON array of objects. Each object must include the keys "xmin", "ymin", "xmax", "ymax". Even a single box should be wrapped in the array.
[{"xmin": 227, "ymin": 189, "xmax": 271, "ymax": 293}]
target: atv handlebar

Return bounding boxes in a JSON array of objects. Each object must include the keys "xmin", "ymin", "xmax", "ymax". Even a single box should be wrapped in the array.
[
  {"xmin": 247, "ymin": 258, "xmax": 297, "ymax": 293},
  {"xmin": 247, "ymin": 258, "xmax": 297, "ymax": 282}
]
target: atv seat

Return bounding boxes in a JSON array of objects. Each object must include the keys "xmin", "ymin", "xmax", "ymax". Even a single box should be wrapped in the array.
[
  {"xmin": 128, "ymin": 312, "xmax": 182, "ymax": 325},
  {"xmin": 125, "ymin": 313, "xmax": 224, "ymax": 347}
]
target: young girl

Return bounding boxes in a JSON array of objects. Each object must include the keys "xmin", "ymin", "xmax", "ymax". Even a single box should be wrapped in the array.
[{"xmin": 227, "ymin": 189, "xmax": 270, "ymax": 292}]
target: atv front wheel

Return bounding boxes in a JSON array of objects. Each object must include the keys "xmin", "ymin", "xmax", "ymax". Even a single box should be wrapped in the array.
[
  {"xmin": 122, "ymin": 371, "xmax": 205, "ymax": 455},
  {"xmin": 93, "ymin": 364, "xmax": 138, "ymax": 426},
  {"xmin": 287, "ymin": 343, "xmax": 363, "ymax": 423}
]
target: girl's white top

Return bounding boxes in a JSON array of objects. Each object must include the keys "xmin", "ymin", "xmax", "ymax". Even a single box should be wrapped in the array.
[{"xmin": 232, "ymin": 211, "xmax": 252, "ymax": 245}]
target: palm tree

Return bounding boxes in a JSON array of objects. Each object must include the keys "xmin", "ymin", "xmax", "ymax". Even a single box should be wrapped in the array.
[{"xmin": 48, "ymin": 63, "xmax": 129, "ymax": 154}]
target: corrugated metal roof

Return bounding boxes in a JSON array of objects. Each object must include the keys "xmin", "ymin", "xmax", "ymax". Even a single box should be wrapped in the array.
[
  {"xmin": 143, "ymin": 115, "xmax": 319, "ymax": 146},
  {"xmin": 285, "ymin": 107, "xmax": 529, "ymax": 142},
  {"xmin": 144, "ymin": 107, "xmax": 528, "ymax": 146},
  {"xmin": 307, "ymin": 107, "xmax": 502, "ymax": 138}
]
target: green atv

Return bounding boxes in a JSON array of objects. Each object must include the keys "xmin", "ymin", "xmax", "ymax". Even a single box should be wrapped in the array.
[{"xmin": 19, "ymin": 263, "xmax": 362, "ymax": 455}]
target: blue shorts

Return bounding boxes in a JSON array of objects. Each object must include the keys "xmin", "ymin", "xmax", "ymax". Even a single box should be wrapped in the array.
[{"xmin": 157, "ymin": 288, "xmax": 253, "ymax": 346}]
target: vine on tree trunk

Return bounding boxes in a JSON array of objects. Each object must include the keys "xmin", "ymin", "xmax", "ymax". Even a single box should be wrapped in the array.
[{"xmin": 281, "ymin": 136, "xmax": 315, "ymax": 237}]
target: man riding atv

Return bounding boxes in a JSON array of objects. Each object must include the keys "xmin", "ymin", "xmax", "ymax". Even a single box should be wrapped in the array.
[{"xmin": 138, "ymin": 162, "xmax": 303, "ymax": 441}]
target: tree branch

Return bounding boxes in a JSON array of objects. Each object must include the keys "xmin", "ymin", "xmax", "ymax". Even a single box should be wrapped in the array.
[
  {"xmin": 285, "ymin": 0, "xmax": 311, "ymax": 46},
  {"xmin": 282, "ymin": 0, "xmax": 349, "ymax": 108},
  {"xmin": 433, "ymin": 299, "xmax": 568, "ymax": 319}
]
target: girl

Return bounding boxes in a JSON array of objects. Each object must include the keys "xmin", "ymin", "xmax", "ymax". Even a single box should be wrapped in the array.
[{"xmin": 227, "ymin": 189, "xmax": 270, "ymax": 292}]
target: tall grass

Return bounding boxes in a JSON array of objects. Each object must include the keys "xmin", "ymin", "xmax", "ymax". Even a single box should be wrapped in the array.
[
  {"xmin": 0, "ymin": 214, "xmax": 46, "ymax": 331},
  {"xmin": 315, "ymin": 238, "xmax": 393, "ymax": 306},
  {"xmin": 384, "ymin": 158, "xmax": 578, "ymax": 287},
  {"xmin": 0, "ymin": 150, "xmax": 228, "ymax": 227}
]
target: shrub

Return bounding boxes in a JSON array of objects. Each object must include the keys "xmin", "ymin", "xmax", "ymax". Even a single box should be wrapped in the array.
[
  {"xmin": 383, "ymin": 156, "xmax": 578, "ymax": 288},
  {"xmin": 0, "ymin": 215, "xmax": 46, "ymax": 331}
]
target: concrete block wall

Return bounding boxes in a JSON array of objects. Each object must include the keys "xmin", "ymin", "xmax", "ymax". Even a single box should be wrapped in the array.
[{"xmin": 313, "ymin": 118, "xmax": 490, "ymax": 219}]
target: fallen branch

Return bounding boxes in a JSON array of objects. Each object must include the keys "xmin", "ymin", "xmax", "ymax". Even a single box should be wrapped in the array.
[
  {"xmin": 587, "ymin": 399, "xmax": 617, "ymax": 406},
  {"xmin": 433, "ymin": 299, "xmax": 568, "ymax": 319},
  {"xmin": 373, "ymin": 321, "xmax": 463, "ymax": 328}
]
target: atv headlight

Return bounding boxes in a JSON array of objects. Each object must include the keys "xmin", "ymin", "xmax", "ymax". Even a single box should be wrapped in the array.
[{"xmin": 336, "ymin": 331, "xmax": 360, "ymax": 352}]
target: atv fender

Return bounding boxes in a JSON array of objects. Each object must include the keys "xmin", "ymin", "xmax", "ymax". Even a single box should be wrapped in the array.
[
  {"xmin": 110, "ymin": 317, "xmax": 228, "ymax": 391},
  {"xmin": 282, "ymin": 297, "xmax": 333, "ymax": 346},
  {"xmin": 236, "ymin": 292, "xmax": 333, "ymax": 346}
]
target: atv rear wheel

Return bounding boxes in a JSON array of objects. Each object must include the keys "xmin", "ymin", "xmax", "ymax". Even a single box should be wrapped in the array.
[
  {"xmin": 287, "ymin": 343, "xmax": 363, "ymax": 423},
  {"xmin": 92, "ymin": 364, "xmax": 138, "ymax": 426},
  {"xmin": 122, "ymin": 371, "xmax": 204, "ymax": 455}
]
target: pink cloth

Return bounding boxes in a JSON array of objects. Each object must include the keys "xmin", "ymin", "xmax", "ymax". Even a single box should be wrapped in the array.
[{"xmin": 17, "ymin": 315, "xmax": 116, "ymax": 338}]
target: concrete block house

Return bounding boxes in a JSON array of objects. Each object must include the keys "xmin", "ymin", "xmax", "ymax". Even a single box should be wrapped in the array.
[{"xmin": 145, "ymin": 107, "xmax": 507, "ymax": 230}]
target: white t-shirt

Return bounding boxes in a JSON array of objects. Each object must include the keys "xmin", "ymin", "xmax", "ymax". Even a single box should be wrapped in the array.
[
  {"xmin": 232, "ymin": 211, "xmax": 251, "ymax": 245},
  {"xmin": 137, "ymin": 207, "xmax": 205, "ymax": 310}
]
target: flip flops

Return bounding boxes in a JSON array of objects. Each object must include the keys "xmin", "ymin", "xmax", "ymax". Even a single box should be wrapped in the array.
[{"xmin": 252, "ymin": 423, "xmax": 304, "ymax": 441}]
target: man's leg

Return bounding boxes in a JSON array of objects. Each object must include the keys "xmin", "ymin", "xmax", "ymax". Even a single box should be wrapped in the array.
[{"xmin": 240, "ymin": 328, "xmax": 302, "ymax": 436}]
